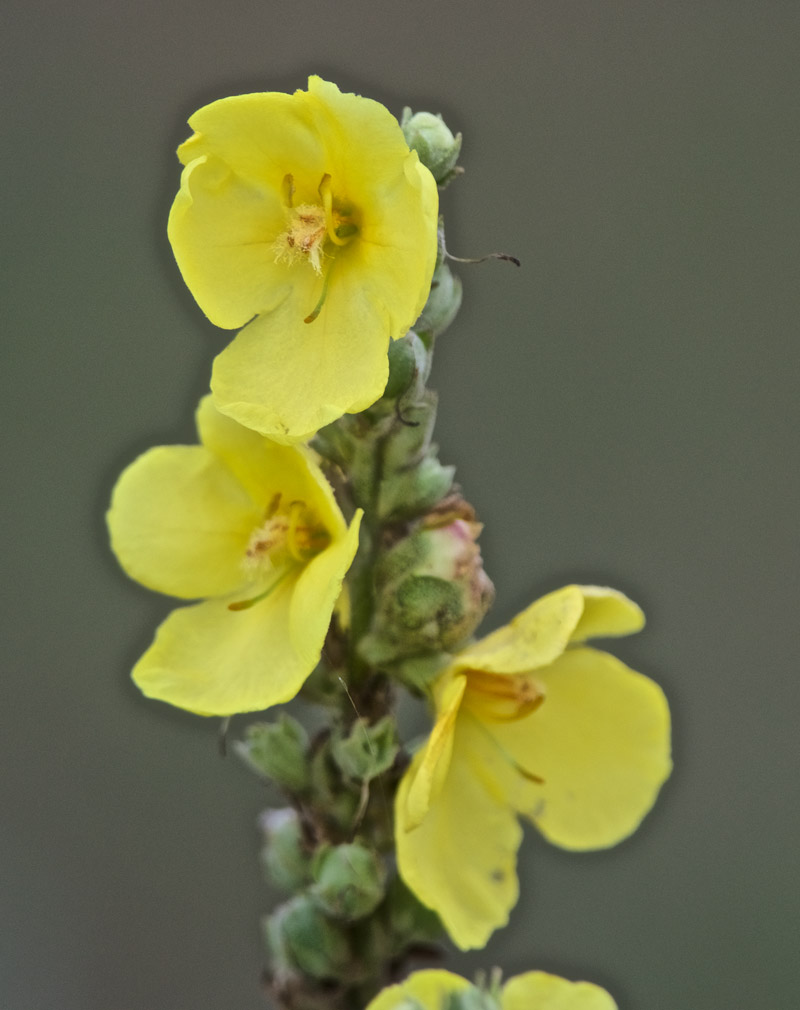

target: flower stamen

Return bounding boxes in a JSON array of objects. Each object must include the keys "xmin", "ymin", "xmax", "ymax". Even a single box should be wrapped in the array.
[
  {"xmin": 304, "ymin": 258, "xmax": 335, "ymax": 323},
  {"xmin": 319, "ymin": 173, "xmax": 353, "ymax": 247},
  {"xmin": 243, "ymin": 498, "xmax": 330, "ymax": 577},
  {"xmin": 464, "ymin": 669, "xmax": 546, "ymax": 722},
  {"xmin": 280, "ymin": 172, "xmax": 295, "ymax": 208}
]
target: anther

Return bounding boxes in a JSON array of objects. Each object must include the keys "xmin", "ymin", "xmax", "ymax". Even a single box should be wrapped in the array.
[{"xmin": 281, "ymin": 173, "xmax": 295, "ymax": 208}]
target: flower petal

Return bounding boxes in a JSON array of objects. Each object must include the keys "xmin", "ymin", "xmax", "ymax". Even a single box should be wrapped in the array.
[
  {"xmin": 210, "ymin": 271, "xmax": 391, "ymax": 440},
  {"xmin": 305, "ymin": 77, "xmax": 439, "ymax": 335},
  {"xmin": 131, "ymin": 574, "xmax": 322, "ymax": 716},
  {"xmin": 396, "ymin": 711, "xmax": 522, "ymax": 950},
  {"xmin": 502, "ymin": 972, "xmax": 618, "ymax": 1010},
  {"xmin": 403, "ymin": 672, "xmax": 466, "ymax": 829},
  {"xmin": 195, "ymin": 396, "xmax": 345, "ymax": 536},
  {"xmin": 289, "ymin": 512, "xmax": 362, "ymax": 666},
  {"xmin": 177, "ymin": 90, "xmax": 325, "ymax": 190},
  {"xmin": 569, "ymin": 585, "xmax": 645, "ymax": 642},
  {"xmin": 493, "ymin": 647, "xmax": 672, "ymax": 850},
  {"xmin": 107, "ymin": 444, "xmax": 258, "ymax": 599},
  {"xmin": 453, "ymin": 585, "xmax": 585, "ymax": 675},
  {"xmin": 365, "ymin": 970, "xmax": 471, "ymax": 1010},
  {"xmin": 168, "ymin": 154, "xmax": 292, "ymax": 328}
]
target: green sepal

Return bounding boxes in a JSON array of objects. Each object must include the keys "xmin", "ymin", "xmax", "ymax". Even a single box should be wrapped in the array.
[
  {"xmin": 331, "ymin": 715, "xmax": 399, "ymax": 782},
  {"xmin": 235, "ymin": 715, "xmax": 310, "ymax": 793}
]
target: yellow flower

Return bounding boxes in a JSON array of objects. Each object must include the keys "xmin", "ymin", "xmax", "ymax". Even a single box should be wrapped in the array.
[
  {"xmin": 106, "ymin": 397, "xmax": 361, "ymax": 716},
  {"xmin": 395, "ymin": 585, "xmax": 672, "ymax": 950},
  {"xmin": 168, "ymin": 76, "xmax": 439, "ymax": 442},
  {"xmin": 366, "ymin": 968, "xmax": 617, "ymax": 1010}
]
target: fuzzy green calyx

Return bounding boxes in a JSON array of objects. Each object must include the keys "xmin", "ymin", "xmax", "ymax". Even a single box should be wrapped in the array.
[
  {"xmin": 311, "ymin": 842, "xmax": 387, "ymax": 921},
  {"xmin": 235, "ymin": 715, "xmax": 310, "ymax": 793},
  {"xmin": 266, "ymin": 895, "xmax": 352, "ymax": 982}
]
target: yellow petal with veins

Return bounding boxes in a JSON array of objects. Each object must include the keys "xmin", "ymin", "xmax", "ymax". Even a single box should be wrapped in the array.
[
  {"xmin": 453, "ymin": 585, "xmax": 585, "ymax": 675},
  {"xmin": 289, "ymin": 511, "xmax": 362, "ymax": 667},
  {"xmin": 396, "ymin": 711, "xmax": 522, "ymax": 950},
  {"xmin": 493, "ymin": 647, "xmax": 672, "ymax": 850},
  {"xmin": 131, "ymin": 575, "xmax": 304, "ymax": 716},
  {"xmin": 195, "ymin": 396, "xmax": 344, "ymax": 535},
  {"xmin": 107, "ymin": 444, "xmax": 258, "ymax": 600},
  {"xmin": 404, "ymin": 672, "xmax": 466, "ymax": 829},
  {"xmin": 168, "ymin": 153, "xmax": 291, "ymax": 329},
  {"xmin": 569, "ymin": 585, "xmax": 645, "ymax": 642},
  {"xmin": 210, "ymin": 261, "xmax": 394, "ymax": 442}
]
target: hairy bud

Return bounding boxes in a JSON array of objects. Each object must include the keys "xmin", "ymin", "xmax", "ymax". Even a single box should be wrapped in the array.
[
  {"xmin": 265, "ymin": 895, "xmax": 352, "ymax": 982},
  {"xmin": 360, "ymin": 500, "xmax": 494, "ymax": 665},
  {"xmin": 311, "ymin": 842, "xmax": 387, "ymax": 921},
  {"xmin": 259, "ymin": 808, "xmax": 312, "ymax": 893},
  {"xmin": 401, "ymin": 108, "xmax": 463, "ymax": 186}
]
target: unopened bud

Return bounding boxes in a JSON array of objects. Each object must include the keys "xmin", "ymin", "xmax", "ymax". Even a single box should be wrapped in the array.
[
  {"xmin": 384, "ymin": 331, "xmax": 430, "ymax": 401},
  {"xmin": 265, "ymin": 895, "xmax": 351, "ymax": 981},
  {"xmin": 376, "ymin": 392, "xmax": 455, "ymax": 520},
  {"xmin": 360, "ymin": 501, "xmax": 494, "ymax": 664},
  {"xmin": 401, "ymin": 108, "xmax": 463, "ymax": 186},
  {"xmin": 331, "ymin": 716, "xmax": 399, "ymax": 782},
  {"xmin": 311, "ymin": 842, "xmax": 387, "ymax": 921},
  {"xmin": 235, "ymin": 715, "xmax": 310, "ymax": 793},
  {"xmin": 259, "ymin": 808, "xmax": 311, "ymax": 893},
  {"xmin": 416, "ymin": 261, "xmax": 462, "ymax": 339}
]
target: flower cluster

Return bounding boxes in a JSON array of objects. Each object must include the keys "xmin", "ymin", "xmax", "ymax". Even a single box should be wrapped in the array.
[{"xmin": 108, "ymin": 77, "xmax": 673, "ymax": 1010}]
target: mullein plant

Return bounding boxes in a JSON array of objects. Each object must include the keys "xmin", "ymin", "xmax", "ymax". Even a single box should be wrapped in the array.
[{"xmin": 107, "ymin": 78, "xmax": 672, "ymax": 1010}]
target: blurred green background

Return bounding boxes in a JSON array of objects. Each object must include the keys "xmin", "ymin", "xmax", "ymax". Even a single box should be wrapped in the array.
[{"xmin": 3, "ymin": 2, "xmax": 798, "ymax": 1007}]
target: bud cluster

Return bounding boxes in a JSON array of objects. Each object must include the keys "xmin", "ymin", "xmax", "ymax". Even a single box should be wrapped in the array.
[{"xmin": 237, "ymin": 711, "xmax": 440, "ymax": 1008}]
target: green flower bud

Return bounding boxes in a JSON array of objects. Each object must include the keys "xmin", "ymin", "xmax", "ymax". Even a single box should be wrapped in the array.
[
  {"xmin": 416, "ymin": 261, "xmax": 462, "ymax": 339},
  {"xmin": 235, "ymin": 715, "xmax": 310, "ymax": 793},
  {"xmin": 376, "ymin": 391, "xmax": 455, "ymax": 521},
  {"xmin": 360, "ymin": 500, "xmax": 494, "ymax": 664},
  {"xmin": 401, "ymin": 108, "xmax": 463, "ymax": 186},
  {"xmin": 265, "ymin": 895, "xmax": 352, "ymax": 981},
  {"xmin": 311, "ymin": 842, "xmax": 387, "ymax": 921},
  {"xmin": 331, "ymin": 716, "xmax": 399, "ymax": 783},
  {"xmin": 384, "ymin": 331, "xmax": 430, "ymax": 401},
  {"xmin": 259, "ymin": 808, "xmax": 312, "ymax": 893}
]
